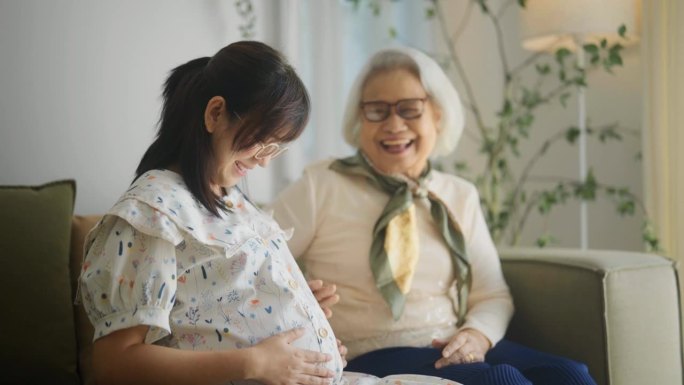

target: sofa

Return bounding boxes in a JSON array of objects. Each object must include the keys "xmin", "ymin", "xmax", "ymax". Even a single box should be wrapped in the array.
[{"xmin": 1, "ymin": 180, "xmax": 682, "ymax": 385}]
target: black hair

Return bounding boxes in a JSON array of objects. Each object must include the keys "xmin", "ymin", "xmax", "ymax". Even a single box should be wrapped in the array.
[{"xmin": 135, "ymin": 41, "xmax": 310, "ymax": 216}]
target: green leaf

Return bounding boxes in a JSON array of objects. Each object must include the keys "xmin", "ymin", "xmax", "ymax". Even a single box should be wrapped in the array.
[
  {"xmin": 347, "ymin": 0, "xmax": 361, "ymax": 11},
  {"xmin": 475, "ymin": 0, "xmax": 490, "ymax": 13},
  {"xmin": 617, "ymin": 200, "xmax": 635, "ymax": 216},
  {"xmin": 521, "ymin": 88, "xmax": 541, "ymax": 108},
  {"xmin": 560, "ymin": 92, "xmax": 572, "ymax": 108},
  {"xmin": 583, "ymin": 43, "xmax": 599, "ymax": 54},
  {"xmin": 518, "ymin": 0, "xmax": 527, "ymax": 7},
  {"xmin": 598, "ymin": 126, "xmax": 623, "ymax": 142},
  {"xmin": 535, "ymin": 63, "xmax": 551, "ymax": 75},
  {"xmin": 555, "ymin": 47, "xmax": 572, "ymax": 63},
  {"xmin": 498, "ymin": 99, "xmax": 513, "ymax": 118},
  {"xmin": 610, "ymin": 43, "xmax": 624, "ymax": 53},
  {"xmin": 454, "ymin": 161, "xmax": 469, "ymax": 172},
  {"xmin": 565, "ymin": 126, "xmax": 580, "ymax": 144},
  {"xmin": 425, "ymin": 7, "xmax": 435, "ymax": 19},
  {"xmin": 497, "ymin": 158, "xmax": 507, "ymax": 171},
  {"xmin": 601, "ymin": 38, "xmax": 608, "ymax": 48},
  {"xmin": 618, "ymin": 24, "xmax": 627, "ymax": 38},
  {"xmin": 574, "ymin": 75, "xmax": 588, "ymax": 87},
  {"xmin": 575, "ymin": 169, "xmax": 598, "ymax": 201},
  {"xmin": 515, "ymin": 114, "xmax": 534, "ymax": 135},
  {"xmin": 536, "ymin": 234, "xmax": 556, "ymax": 248},
  {"xmin": 370, "ymin": 0, "xmax": 381, "ymax": 16},
  {"xmin": 388, "ymin": 26, "xmax": 397, "ymax": 39},
  {"xmin": 481, "ymin": 138, "xmax": 496, "ymax": 154},
  {"xmin": 609, "ymin": 51, "xmax": 623, "ymax": 66},
  {"xmin": 642, "ymin": 221, "xmax": 661, "ymax": 252}
]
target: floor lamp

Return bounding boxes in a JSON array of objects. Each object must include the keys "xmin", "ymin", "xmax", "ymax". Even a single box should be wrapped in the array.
[{"xmin": 519, "ymin": 0, "xmax": 638, "ymax": 250}]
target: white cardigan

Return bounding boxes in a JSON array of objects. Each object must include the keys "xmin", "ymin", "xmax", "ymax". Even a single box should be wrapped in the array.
[{"xmin": 269, "ymin": 159, "xmax": 514, "ymax": 359}]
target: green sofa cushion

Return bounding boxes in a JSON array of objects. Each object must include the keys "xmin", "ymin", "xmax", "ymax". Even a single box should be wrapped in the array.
[{"xmin": 0, "ymin": 180, "xmax": 79, "ymax": 384}]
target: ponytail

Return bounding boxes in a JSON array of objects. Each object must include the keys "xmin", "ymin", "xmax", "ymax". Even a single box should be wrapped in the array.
[{"xmin": 135, "ymin": 56, "xmax": 220, "ymax": 215}]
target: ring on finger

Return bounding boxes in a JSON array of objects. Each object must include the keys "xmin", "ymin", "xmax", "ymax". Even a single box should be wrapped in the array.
[{"xmin": 466, "ymin": 353, "xmax": 475, "ymax": 363}]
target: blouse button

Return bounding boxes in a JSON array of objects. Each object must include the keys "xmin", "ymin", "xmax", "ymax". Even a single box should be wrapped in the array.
[
  {"xmin": 318, "ymin": 327, "xmax": 328, "ymax": 338},
  {"xmin": 288, "ymin": 279, "xmax": 298, "ymax": 289}
]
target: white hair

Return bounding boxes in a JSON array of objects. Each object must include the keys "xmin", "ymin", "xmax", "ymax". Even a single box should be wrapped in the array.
[{"xmin": 342, "ymin": 46, "xmax": 465, "ymax": 158}]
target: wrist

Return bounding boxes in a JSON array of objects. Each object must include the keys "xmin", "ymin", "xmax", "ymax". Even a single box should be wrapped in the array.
[{"xmin": 241, "ymin": 346, "xmax": 262, "ymax": 380}]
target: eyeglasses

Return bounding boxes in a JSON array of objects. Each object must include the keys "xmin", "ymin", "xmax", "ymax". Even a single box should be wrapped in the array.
[
  {"xmin": 254, "ymin": 142, "xmax": 288, "ymax": 160},
  {"xmin": 360, "ymin": 97, "xmax": 428, "ymax": 122}
]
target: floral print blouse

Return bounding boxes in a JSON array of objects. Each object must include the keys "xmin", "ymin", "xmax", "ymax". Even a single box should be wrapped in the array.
[{"xmin": 79, "ymin": 169, "xmax": 343, "ymax": 382}]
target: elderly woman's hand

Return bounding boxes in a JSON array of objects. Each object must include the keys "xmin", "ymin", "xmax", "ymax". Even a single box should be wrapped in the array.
[
  {"xmin": 307, "ymin": 279, "xmax": 340, "ymax": 318},
  {"xmin": 432, "ymin": 329, "xmax": 491, "ymax": 368},
  {"xmin": 337, "ymin": 338, "xmax": 348, "ymax": 368}
]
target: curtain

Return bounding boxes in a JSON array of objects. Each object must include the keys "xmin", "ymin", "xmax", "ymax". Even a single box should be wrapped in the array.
[{"xmin": 641, "ymin": 0, "xmax": 684, "ymax": 331}]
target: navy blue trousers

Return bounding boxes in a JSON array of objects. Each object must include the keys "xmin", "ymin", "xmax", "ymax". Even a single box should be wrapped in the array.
[{"xmin": 345, "ymin": 340, "xmax": 597, "ymax": 385}]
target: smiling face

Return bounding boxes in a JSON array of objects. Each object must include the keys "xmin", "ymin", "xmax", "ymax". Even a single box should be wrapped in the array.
[
  {"xmin": 204, "ymin": 96, "xmax": 272, "ymax": 193},
  {"xmin": 358, "ymin": 68, "xmax": 441, "ymax": 179}
]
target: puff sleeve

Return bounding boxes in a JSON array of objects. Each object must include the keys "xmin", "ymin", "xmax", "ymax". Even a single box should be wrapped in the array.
[{"xmin": 80, "ymin": 207, "xmax": 181, "ymax": 344}]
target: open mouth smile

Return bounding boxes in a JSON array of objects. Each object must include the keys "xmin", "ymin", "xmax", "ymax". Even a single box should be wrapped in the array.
[{"xmin": 380, "ymin": 138, "xmax": 414, "ymax": 154}]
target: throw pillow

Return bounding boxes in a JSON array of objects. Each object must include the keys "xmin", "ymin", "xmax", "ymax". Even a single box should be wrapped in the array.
[{"xmin": 0, "ymin": 180, "xmax": 79, "ymax": 384}]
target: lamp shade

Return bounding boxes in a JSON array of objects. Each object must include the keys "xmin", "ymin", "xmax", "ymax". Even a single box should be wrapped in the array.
[{"xmin": 519, "ymin": 0, "xmax": 639, "ymax": 51}]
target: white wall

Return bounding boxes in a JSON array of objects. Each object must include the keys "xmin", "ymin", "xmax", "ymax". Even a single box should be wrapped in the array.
[
  {"xmin": 0, "ymin": 0, "xmax": 644, "ymax": 251},
  {"xmin": 0, "ymin": 0, "xmax": 248, "ymax": 214}
]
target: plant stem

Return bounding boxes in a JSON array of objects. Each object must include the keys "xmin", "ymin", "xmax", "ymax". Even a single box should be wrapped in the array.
[
  {"xmin": 496, "ymin": 0, "xmax": 516, "ymax": 19},
  {"xmin": 484, "ymin": 6, "xmax": 511, "ymax": 79},
  {"xmin": 451, "ymin": 0, "xmax": 474, "ymax": 44},
  {"xmin": 433, "ymin": 0, "xmax": 488, "ymax": 139},
  {"xmin": 507, "ymin": 129, "xmax": 567, "ymax": 242}
]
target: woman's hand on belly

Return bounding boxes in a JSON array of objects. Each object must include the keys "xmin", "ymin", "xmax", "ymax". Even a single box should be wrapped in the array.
[
  {"xmin": 246, "ymin": 328, "xmax": 335, "ymax": 385},
  {"xmin": 308, "ymin": 279, "xmax": 340, "ymax": 319}
]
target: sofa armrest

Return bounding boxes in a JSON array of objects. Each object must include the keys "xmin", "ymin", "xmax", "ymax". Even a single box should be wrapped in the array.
[{"xmin": 499, "ymin": 248, "xmax": 682, "ymax": 385}]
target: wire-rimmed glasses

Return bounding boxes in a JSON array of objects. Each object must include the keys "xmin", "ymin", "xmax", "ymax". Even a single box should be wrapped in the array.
[{"xmin": 254, "ymin": 142, "xmax": 288, "ymax": 160}]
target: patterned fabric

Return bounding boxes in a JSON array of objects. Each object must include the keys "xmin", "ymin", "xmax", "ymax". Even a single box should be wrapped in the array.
[
  {"xmin": 79, "ymin": 169, "xmax": 344, "ymax": 382},
  {"xmin": 330, "ymin": 153, "xmax": 471, "ymax": 323},
  {"xmin": 344, "ymin": 372, "xmax": 460, "ymax": 385}
]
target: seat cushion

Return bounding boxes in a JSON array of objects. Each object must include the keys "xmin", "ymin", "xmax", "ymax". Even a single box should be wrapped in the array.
[{"xmin": 0, "ymin": 180, "xmax": 79, "ymax": 384}]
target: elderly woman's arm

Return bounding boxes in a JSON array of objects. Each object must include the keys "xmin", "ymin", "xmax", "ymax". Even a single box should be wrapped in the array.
[{"xmin": 433, "ymin": 185, "xmax": 514, "ymax": 366}]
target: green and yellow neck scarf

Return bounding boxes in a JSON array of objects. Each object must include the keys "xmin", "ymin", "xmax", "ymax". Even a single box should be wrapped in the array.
[{"xmin": 330, "ymin": 152, "xmax": 471, "ymax": 324}]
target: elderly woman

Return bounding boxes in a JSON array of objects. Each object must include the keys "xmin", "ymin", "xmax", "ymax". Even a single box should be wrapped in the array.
[{"xmin": 270, "ymin": 47, "xmax": 597, "ymax": 385}]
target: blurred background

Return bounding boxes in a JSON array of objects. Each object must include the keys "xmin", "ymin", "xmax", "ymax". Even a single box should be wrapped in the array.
[{"xmin": 0, "ymin": 0, "xmax": 679, "ymax": 257}]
